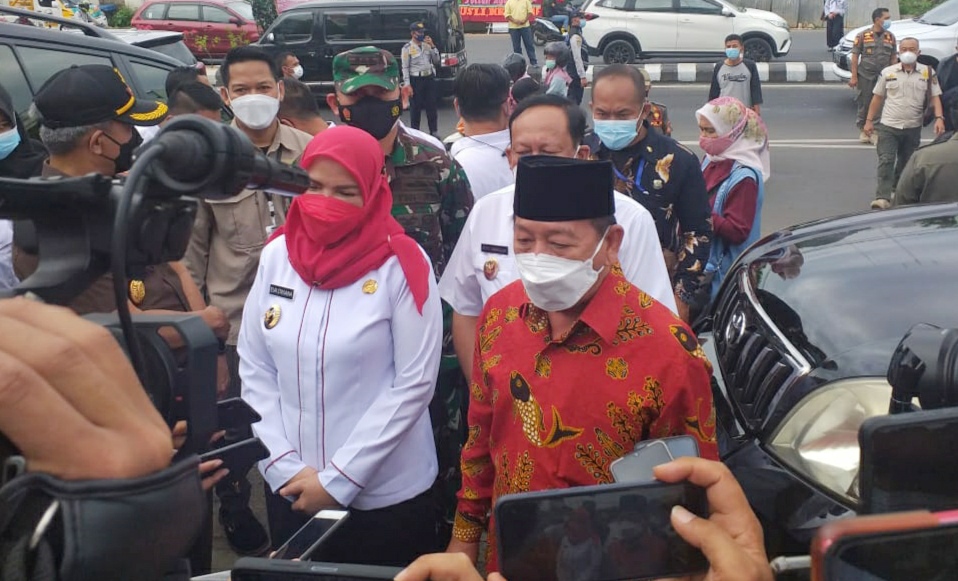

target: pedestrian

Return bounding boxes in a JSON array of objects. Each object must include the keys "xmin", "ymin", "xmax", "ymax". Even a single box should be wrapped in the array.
[
  {"xmin": 823, "ymin": 0, "xmax": 847, "ymax": 52},
  {"xmin": 438, "ymin": 93, "xmax": 676, "ymax": 389},
  {"xmin": 450, "ymin": 64, "xmax": 513, "ymax": 200},
  {"xmin": 543, "ymin": 42, "xmax": 572, "ymax": 97},
  {"xmin": 0, "ymin": 83, "xmax": 46, "ymax": 180},
  {"xmin": 864, "ymin": 37, "xmax": 945, "ymax": 209},
  {"xmin": 167, "ymin": 82, "xmax": 223, "ymax": 122},
  {"xmin": 566, "ymin": 10, "xmax": 589, "ymax": 106},
  {"xmin": 637, "ymin": 68, "xmax": 672, "ymax": 136},
  {"xmin": 185, "ymin": 45, "xmax": 312, "ymax": 556},
  {"xmin": 502, "ymin": 52, "xmax": 528, "ymax": 84},
  {"xmin": 696, "ymin": 97, "xmax": 769, "ymax": 302},
  {"xmin": 893, "ymin": 133, "xmax": 958, "ymax": 206},
  {"xmin": 277, "ymin": 78, "xmax": 329, "ymax": 136},
  {"xmin": 505, "ymin": 0, "xmax": 538, "ymax": 67},
  {"xmin": 709, "ymin": 34, "xmax": 763, "ymax": 116},
  {"xmin": 446, "ymin": 155, "xmax": 718, "ymax": 567},
  {"xmin": 325, "ymin": 46, "xmax": 473, "ymax": 546},
  {"xmin": 591, "ymin": 65, "xmax": 713, "ymax": 323},
  {"xmin": 275, "ymin": 51, "xmax": 303, "ymax": 80},
  {"xmin": 241, "ymin": 125, "xmax": 444, "ymax": 563},
  {"xmin": 510, "ymin": 76, "xmax": 542, "ymax": 107},
  {"xmin": 849, "ymin": 8, "xmax": 897, "ymax": 144},
  {"xmin": 165, "ymin": 64, "xmax": 212, "ymax": 96},
  {"xmin": 402, "ymin": 22, "xmax": 440, "ymax": 137},
  {"xmin": 935, "ymin": 43, "xmax": 958, "ymax": 132}
]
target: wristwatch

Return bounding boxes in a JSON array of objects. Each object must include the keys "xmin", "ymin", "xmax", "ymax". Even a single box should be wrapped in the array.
[{"xmin": 936, "ymin": 116, "xmax": 945, "ymax": 120}]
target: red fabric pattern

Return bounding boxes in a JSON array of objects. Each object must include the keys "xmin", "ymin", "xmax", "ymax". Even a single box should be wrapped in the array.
[
  {"xmin": 453, "ymin": 266, "xmax": 718, "ymax": 569},
  {"xmin": 271, "ymin": 125, "xmax": 430, "ymax": 313},
  {"xmin": 704, "ymin": 159, "xmax": 759, "ymax": 246}
]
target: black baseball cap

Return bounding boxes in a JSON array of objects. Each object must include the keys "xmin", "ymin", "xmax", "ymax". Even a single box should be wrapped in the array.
[
  {"xmin": 34, "ymin": 65, "xmax": 168, "ymax": 129},
  {"xmin": 410, "ymin": 21, "xmax": 425, "ymax": 32}
]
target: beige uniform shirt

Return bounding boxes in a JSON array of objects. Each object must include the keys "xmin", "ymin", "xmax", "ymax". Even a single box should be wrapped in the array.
[
  {"xmin": 874, "ymin": 62, "xmax": 942, "ymax": 129},
  {"xmin": 895, "ymin": 133, "xmax": 958, "ymax": 206},
  {"xmin": 504, "ymin": 0, "xmax": 532, "ymax": 29},
  {"xmin": 184, "ymin": 123, "xmax": 313, "ymax": 345}
]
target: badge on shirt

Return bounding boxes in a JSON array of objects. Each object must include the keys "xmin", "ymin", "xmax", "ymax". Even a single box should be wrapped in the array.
[
  {"xmin": 481, "ymin": 244, "xmax": 509, "ymax": 255},
  {"xmin": 362, "ymin": 279, "xmax": 378, "ymax": 294},
  {"xmin": 128, "ymin": 279, "xmax": 146, "ymax": 306},
  {"xmin": 483, "ymin": 259, "xmax": 499, "ymax": 280},
  {"xmin": 264, "ymin": 305, "xmax": 281, "ymax": 329},
  {"xmin": 269, "ymin": 284, "xmax": 295, "ymax": 300}
]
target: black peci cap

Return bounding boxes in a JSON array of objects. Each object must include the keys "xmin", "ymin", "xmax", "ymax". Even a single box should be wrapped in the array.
[
  {"xmin": 34, "ymin": 64, "xmax": 168, "ymax": 129},
  {"xmin": 514, "ymin": 156, "xmax": 616, "ymax": 222}
]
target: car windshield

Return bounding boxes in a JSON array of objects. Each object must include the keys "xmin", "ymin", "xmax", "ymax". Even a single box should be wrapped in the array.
[
  {"xmin": 918, "ymin": 0, "xmax": 958, "ymax": 25},
  {"xmin": 147, "ymin": 40, "xmax": 197, "ymax": 64},
  {"xmin": 227, "ymin": 1, "xmax": 254, "ymax": 21}
]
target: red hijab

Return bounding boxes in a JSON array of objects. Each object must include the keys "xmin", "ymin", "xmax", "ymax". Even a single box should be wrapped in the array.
[{"xmin": 271, "ymin": 126, "xmax": 430, "ymax": 313}]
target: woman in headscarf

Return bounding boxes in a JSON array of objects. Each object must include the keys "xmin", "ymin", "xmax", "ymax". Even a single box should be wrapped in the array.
[
  {"xmin": 240, "ymin": 125, "xmax": 443, "ymax": 565},
  {"xmin": 695, "ymin": 96, "xmax": 770, "ymax": 301}
]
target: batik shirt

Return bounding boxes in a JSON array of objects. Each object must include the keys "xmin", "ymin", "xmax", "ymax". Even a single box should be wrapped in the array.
[{"xmin": 452, "ymin": 266, "xmax": 718, "ymax": 568}]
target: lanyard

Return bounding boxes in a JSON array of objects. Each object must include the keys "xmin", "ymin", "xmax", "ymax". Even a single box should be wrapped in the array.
[{"xmin": 613, "ymin": 158, "xmax": 647, "ymax": 195}]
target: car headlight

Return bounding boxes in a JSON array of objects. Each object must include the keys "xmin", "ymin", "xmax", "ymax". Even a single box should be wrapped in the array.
[
  {"xmin": 767, "ymin": 378, "xmax": 892, "ymax": 504},
  {"xmin": 772, "ymin": 19, "xmax": 789, "ymax": 29}
]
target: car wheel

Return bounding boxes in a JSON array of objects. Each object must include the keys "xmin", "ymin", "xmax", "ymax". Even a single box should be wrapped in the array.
[
  {"xmin": 603, "ymin": 39, "xmax": 636, "ymax": 65},
  {"xmin": 743, "ymin": 37, "xmax": 773, "ymax": 62}
]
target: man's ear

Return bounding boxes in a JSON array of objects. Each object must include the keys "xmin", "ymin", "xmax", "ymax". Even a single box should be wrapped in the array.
[
  {"xmin": 279, "ymin": 118, "xmax": 293, "ymax": 128},
  {"xmin": 326, "ymin": 93, "xmax": 340, "ymax": 115},
  {"xmin": 219, "ymin": 86, "xmax": 230, "ymax": 106},
  {"xmin": 453, "ymin": 97, "xmax": 460, "ymax": 118},
  {"xmin": 88, "ymin": 129, "xmax": 106, "ymax": 155},
  {"xmin": 575, "ymin": 144, "xmax": 591, "ymax": 160},
  {"xmin": 506, "ymin": 145, "xmax": 518, "ymax": 169},
  {"xmin": 603, "ymin": 224, "xmax": 625, "ymax": 266},
  {"xmin": 277, "ymin": 80, "xmax": 285, "ymax": 102}
]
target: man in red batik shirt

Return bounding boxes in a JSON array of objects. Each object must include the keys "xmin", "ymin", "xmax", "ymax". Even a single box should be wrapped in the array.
[{"xmin": 446, "ymin": 155, "xmax": 718, "ymax": 568}]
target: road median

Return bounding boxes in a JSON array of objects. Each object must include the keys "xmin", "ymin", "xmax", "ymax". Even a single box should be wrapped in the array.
[{"xmin": 585, "ymin": 61, "xmax": 845, "ymax": 84}]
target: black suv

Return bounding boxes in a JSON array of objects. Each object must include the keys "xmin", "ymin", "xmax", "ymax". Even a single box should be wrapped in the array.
[
  {"xmin": 255, "ymin": 0, "xmax": 467, "ymax": 96},
  {"xmin": 0, "ymin": 6, "xmax": 192, "ymax": 133}
]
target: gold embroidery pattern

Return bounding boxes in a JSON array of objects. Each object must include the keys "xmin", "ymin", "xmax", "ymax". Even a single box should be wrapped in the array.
[
  {"xmin": 485, "ymin": 308, "xmax": 502, "ymax": 327},
  {"xmin": 462, "ymin": 487, "xmax": 479, "ymax": 500},
  {"xmin": 595, "ymin": 428, "xmax": 625, "ymax": 460},
  {"xmin": 511, "ymin": 451, "xmax": 535, "ymax": 493},
  {"xmin": 685, "ymin": 397, "xmax": 717, "ymax": 444},
  {"xmin": 605, "ymin": 357, "xmax": 629, "ymax": 380},
  {"xmin": 534, "ymin": 352, "xmax": 552, "ymax": 378},
  {"xmin": 616, "ymin": 316, "xmax": 653, "ymax": 343},
  {"xmin": 470, "ymin": 382, "xmax": 484, "ymax": 402},
  {"xmin": 504, "ymin": 306, "xmax": 520, "ymax": 323},
  {"xmin": 575, "ymin": 443, "xmax": 613, "ymax": 484},
  {"xmin": 465, "ymin": 425, "xmax": 481, "ymax": 450},
  {"xmin": 614, "ymin": 280, "xmax": 632, "ymax": 296},
  {"xmin": 607, "ymin": 402, "xmax": 639, "ymax": 443},
  {"xmin": 462, "ymin": 456, "xmax": 491, "ymax": 478},
  {"xmin": 525, "ymin": 308, "xmax": 549, "ymax": 334},
  {"xmin": 479, "ymin": 325, "xmax": 503, "ymax": 355},
  {"xmin": 453, "ymin": 512, "xmax": 484, "ymax": 543},
  {"xmin": 611, "ymin": 263, "xmax": 624, "ymax": 277},
  {"xmin": 481, "ymin": 354, "xmax": 502, "ymax": 373},
  {"xmin": 511, "ymin": 371, "xmax": 583, "ymax": 448},
  {"xmin": 670, "ymin": 324, "xmax": 708, "ymax": 363},
  {"xmin": 638, "ymin": 292, "xmax": 654, "ymax": 309}
]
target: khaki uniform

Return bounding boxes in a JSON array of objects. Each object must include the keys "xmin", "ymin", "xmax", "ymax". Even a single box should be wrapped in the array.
[
  {"xmin": 184, "ymin": 123, "xmax": 312, "ymax": 346},
  {"xmin": 873, "ymin": 63, "xmax": 942, "ymax": 200},
  {"xmin": 894, "ymin": 132, "xmax": 958, "ymax": 206},
  {"xmin": 851, "ymin": 28, "xmax": 896, "ymax": 129}
]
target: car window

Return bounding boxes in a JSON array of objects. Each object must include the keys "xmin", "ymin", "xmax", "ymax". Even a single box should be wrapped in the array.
[
  {"xmin": 17, "ymin": 47, "xmax": 112, "ymax": 97},
  {"xmin": 0, "ymin": 44, "xmax": 32, "ymax": 116},
  {"xmin": 227, "ymin": 1, "xmax": 254, "ymax": 21},
  {"xmin": 129, "ymin": 61, "xmax": 171, "ymax": 101},
  {"xmin": 267, "ymin": 11, "xmax": 313, "ymax": 42},
  {"xmin": 202, "ymin": 5, "xmax": 233, "ymax": 23},
  {"xmin": 378, "ymin": 9, "xmax": 431, "ymax": 41},
  {"xmin": 166, "ymin": 3, "xmax": 201, "ymax": 21},
  {"xmin": 324, "ymin": 12, "xmax": 372, "ymax": 41},
  {"xmin": 919, "ymin": 0, "xmax": 958, "ymax": 25},
  {"xmin": 596, "ymin": 0, "xmax": 631, "ymax": 9},
  {"xmin": 145, "ymin": 40, "xmax": 198, "ymax": 65},
  {"xmin": 679, "ymin": 0, "xmax": 722, "ymax": 14},
  {"xmin": 633, "ymin": 0, "xmax": 674, "ymax": 11},
  {"xmin": 140, "ymin": 2, "xmax": 168, "ymax": 20}
]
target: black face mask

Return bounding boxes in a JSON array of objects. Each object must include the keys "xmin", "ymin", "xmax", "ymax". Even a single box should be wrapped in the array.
[
  {"xmin": 337, "ymin": 96, "xmax": 402, "ymax": 141},
  {"xmin": 101, "ymin": 127, "xmax": 142, "ymax": 175}
]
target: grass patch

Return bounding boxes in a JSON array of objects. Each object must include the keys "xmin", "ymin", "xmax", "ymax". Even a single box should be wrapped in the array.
[{"xmin": 900, "ymin": 0, "xmax": 942, "ymax": 17}]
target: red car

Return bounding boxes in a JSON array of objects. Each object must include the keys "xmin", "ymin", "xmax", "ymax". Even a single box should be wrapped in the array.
[{"xmin": 132, "ymin": 0, "xmax": 260, "ymax": 61}]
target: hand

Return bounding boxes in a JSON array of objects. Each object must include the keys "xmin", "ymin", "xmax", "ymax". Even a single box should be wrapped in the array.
[
  {"xmin": 674, "ymin": 295, "xmax": 691, "ymax": 323},
  {"xmin": 653, "ymin": 458, "xmax": 774, "ymax": 581},
  {"xmin": 848, "ymin": 75, "xmax": 858, "ymax": 89},
  {"xmin": 580, "ymin": 78, "xmax": 589, "ymax": 87},
  {"xmin": 280, "ymin": 467, "xmax": 340, "ymax": 514},
  {"xmin": 403, "ymin": 84, "xmax": 414, "ymax": 100},
  {"xmin": 216, "ymin": 353, "xmax": 229, "ymax": 400},
  {"xmin": 935, "ymin": 117, "xmax": 946, "ymax": 136},
  {"xmin": 863, "ymin": 119, "xmax": 875, "ymax": 136},
  {"xmin": 199, "ymin": 458, "xmax": 229, "ymax": 491},
  {"xmin": 0, "ymin": 298, "xmax": 172, "ymax": 480},
  {"xmin": 424, "ymin": 35, "xmax": 435, "ymax": 48},
  {"xmin": 446, "ymin": 539, "xmax": 480, "ymax": 565},
  {"xmin": 199, "ymin": 305, "xmax": 230, "ymax": 341},
  {"xmin": 172, "ymin": 420, "xmax": 188, "ymax": 450},
  {"xmin": 395, "ymin": 553, "xmax": 484, "ymax": 581}
]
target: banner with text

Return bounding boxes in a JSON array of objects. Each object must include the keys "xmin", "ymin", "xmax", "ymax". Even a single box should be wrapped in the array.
[{"xmin": 460, "ymin": 0, "xmax": 543, "ymax": 24}]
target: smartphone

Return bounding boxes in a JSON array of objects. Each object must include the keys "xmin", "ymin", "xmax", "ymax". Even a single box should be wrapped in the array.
[
  {"xmin": 271, "ymin": 510, "xmax": 350, "ymax": 561},
  {"xmin": 199, "ymin": 437, "xmax": 269, "ymax": 473},
  {"xmin": 217, "ymin": 397, "xmax": 262, "ymax": 430},
  {"xmin": 495, "ymin": 480, "xmax": 709, "ymax": 581},
  {"xmin": 811, "ymin": 509, "xmax": 958, "ymax": 581},
  {"xmin": 232, "ymin": 557, "xmax": 400, "ymax": 581},
  {"xmin": 859, "ymin": 407, "xmax": 958, "ymax": 514},
  {"xmin": 610, "ymin": 440, "xmax": 674, "ymax": 483},
  {"xmin": 637, "ymin": 435, "xmax": 700, "ymax": 460}
]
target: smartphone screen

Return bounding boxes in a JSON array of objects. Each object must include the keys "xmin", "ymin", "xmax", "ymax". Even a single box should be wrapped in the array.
[
  {"xmin": 272, "ymin": 510, "xmax": 349, "ymax": 561},
  {"xmin": 496, "ymin": 481, "xmax": 708, "ymax": 581},
  {"xmin": 826, "ymin": 524, "xmax": 958, "ymax": 581},
  {"xmin": 610, "ymin": 440, "xmax": 674, "ymax": 483}
]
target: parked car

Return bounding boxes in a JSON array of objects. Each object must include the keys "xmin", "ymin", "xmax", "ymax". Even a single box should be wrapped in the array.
[
  {"xmin": 580, "ymin": 0, "xmax": 791, "ymax": 63},
  {"xmin": 132, "ymin": 0, "xmax": 260, "ymax": 61},
  {"xmin": 255, "ymin": 0, "xmax": 467, "ymax": 97},
  {"xmin": 833, "ymin": 0, "xmax": 958, "ymax": 80},
  {"xmin": 698, "ymin": 203, "xmax": 958, "ymax": 555}
]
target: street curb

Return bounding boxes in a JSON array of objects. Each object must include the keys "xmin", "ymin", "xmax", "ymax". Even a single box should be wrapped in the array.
[{"xmin": 586, "ymin": 62, "xmax": 844, "ymax": 84}]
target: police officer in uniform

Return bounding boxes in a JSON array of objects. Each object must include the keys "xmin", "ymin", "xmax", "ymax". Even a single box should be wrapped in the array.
[
  {"xmin": 850, "ymin": 8, "xmax": 897, "ymax": 143},
  {"xmin": 402, "ymin": 22, "xmax": 440, "ymax": 137}
]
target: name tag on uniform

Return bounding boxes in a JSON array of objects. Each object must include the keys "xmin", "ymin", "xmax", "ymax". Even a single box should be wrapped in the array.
[
  {"xmin": 269, "ymin": 284, "xmax": 295, "ymax": 300},
  {"xmin": 481, "ymin": 244, "xmax": 509, "ymax": 255}
]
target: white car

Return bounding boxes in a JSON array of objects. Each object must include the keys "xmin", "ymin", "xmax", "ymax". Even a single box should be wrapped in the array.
[
  {"xmin": 832, "ymin": 0, "xmax": 958, "ymax": 80},
  {"xmin": 580, "ymin": 0, "xmax": 791, "ymax": 64}
]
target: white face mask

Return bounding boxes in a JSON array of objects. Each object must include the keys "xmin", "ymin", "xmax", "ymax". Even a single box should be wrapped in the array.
[
  {"xmin": 515, "ymin": 228, "xmax": 609, "ymax": 312},
  {"xmin": 899, "ymin": 51, "xmax": 919, "ymax": 65},
  {"xmin": 230, "ymin": 93, "xmax": 280, "ymax": 130},
  {"xmin": 292, "ymin": 65, "xmax": 304, "ymax": 79}
]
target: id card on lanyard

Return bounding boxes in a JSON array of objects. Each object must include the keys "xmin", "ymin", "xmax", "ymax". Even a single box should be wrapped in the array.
[{"xmin": 614, "ymin": 158, "xmax": 647, "ymax": 196}]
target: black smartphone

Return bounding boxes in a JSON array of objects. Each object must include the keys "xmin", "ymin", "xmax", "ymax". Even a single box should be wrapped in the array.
[
  {"xmin": 271, "ymin": 510, "xmax": 350, "ymax": 561},
  {"xmin": 232, "ymin": 557, "xmax": 400, "ymax": 581},
  {"xmin": 495, "ymin": 480, "xmax": 709, "ymax": 581},
  {"xmin": 198, "ymin": 437, "xmax": 269, "ymax": 473},
  {"xmin": 610, "ymin": 440, "xmax": 674, "ymax": 483},
  {"xmin": 637, "ymin": 435, "xmax": 700, "ymax": 459},
  {"xmin": 217, "ymin": 397, "xmax": 261, "ymax": 430},
  {"xmin": 859, "ymin": 407, "xmax": 958, "ymax": 514}
]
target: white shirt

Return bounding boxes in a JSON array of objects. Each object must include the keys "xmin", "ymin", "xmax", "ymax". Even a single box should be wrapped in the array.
[
  {"xmin": 239, "ymin": 237, "xmax": 442, "ymax": 510},
  {"xmin": 438, "ymin": 185, "xmax": 677, "ymax": 316},
  {"xmin": 0, "ymin": 220, "xmax": 17, "ymax": 290},
  {"xmin": 137, "ymin": 125, "xmax": 161, "ymax": 144},
  {"xmin": 449, "ymin": 129, "xmax": 513, "ymax": 200}
]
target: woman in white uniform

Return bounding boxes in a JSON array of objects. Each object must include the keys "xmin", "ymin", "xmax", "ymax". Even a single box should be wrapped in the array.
[{"xmin": 239, "ymin": 126, "xmax": 443, "ymax": 565}]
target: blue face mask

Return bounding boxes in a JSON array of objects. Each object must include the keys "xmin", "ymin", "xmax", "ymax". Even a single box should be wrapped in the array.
[
  {"xmin": 726, "ymin": 47, "xmax": 741, "ymax": 60},
  {"xmin": 0, "ymin": 127, "xmax": 21, "ymax": 160},
  {"xmin": 882, "ymin": 19, "xmax": 891, "ymax": 30},
  {"xmin": 594, "ymin": 118, "xmax": 641, "ymax": 151}
]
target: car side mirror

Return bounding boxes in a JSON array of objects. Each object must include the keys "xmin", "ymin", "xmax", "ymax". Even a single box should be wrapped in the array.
[
  {"xmin": 722, "ymin": 7, "xmax": 734, "ymax": 16},
  {"xmin": 229, "ymin": 16, "xmax": 242, "ymax": 25}
]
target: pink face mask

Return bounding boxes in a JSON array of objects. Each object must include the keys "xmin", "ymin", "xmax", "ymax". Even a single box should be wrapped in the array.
[{"xmin": 699, "ymin": 134, "xmax": 735, "ymax": 156}]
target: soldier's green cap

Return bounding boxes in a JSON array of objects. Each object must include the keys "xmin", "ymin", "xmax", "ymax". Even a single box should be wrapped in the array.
[{"xmin": 332, "ymin": 46, "xmax": 400, "ymax": 94}]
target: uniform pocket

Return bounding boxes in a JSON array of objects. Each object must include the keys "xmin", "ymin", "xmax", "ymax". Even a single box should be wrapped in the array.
[{"xmin": 208, "ymin": 195, "xmax": 267, "ymax": 251}]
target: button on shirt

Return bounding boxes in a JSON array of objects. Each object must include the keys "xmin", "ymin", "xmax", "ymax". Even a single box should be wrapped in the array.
[
  {"xmin": 240, "ymin": 238, "xmax": 442, "ymax": 510},
  {"xmin": 449, "ymin": 129, "xmax": 513, "ymax": 200},
  {"xmin": 401, "ymin": 40, "xmax": 439, "ymax": 84},
  {"xmin": 438, "ymin": 184, "xmax": 677, "ymax": 317},
  {"xmin": 875, "ymin": 63, "xmax": 942, "ymax": 129}
]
